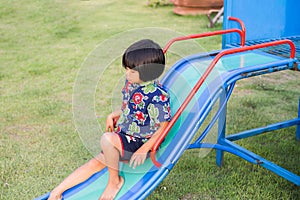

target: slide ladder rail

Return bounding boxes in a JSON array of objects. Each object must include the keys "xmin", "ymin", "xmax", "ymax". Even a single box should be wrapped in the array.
[
  {"xmin": 228, "ymin": 16, "xmax": 246, "ymax": 37},
  {"xmin": 163, "ymin": 17, "xmax": 245, "ymax": 53},
  {"xmin": 151, "ymin": 39, "xmax": 296, "ymax": 167}
]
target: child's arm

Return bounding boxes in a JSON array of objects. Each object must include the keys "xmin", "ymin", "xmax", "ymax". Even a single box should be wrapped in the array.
[
  {"xmin": 106, "ymin": 110, "xmax": 121, "ymax": 132},
  {"xmin": 129, "ymin": 121, "xmax": 169, "ymax": 169}
]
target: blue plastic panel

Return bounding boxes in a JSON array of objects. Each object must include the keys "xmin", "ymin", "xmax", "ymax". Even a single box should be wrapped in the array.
[{"xmin": 223, "ymin": 0, "xmax": 300, "ymax": 48}]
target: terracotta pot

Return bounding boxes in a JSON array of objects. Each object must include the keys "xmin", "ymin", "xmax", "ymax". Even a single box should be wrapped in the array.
[{"xmin": 171, "ymin": 0, "xmax": 223, "ymax": 15}]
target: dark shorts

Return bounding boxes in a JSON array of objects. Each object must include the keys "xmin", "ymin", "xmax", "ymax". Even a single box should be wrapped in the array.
[{"xmin": 117, "ymin": 132, "xmax": 148, "ymax": 161}]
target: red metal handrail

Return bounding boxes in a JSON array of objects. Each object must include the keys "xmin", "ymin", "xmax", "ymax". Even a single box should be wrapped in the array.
[
  {"xmin": 163, "ymin": 29, "xmax": 244, "ymax": 54},
  {"xmin": 151, "ymin": 39, "xmax": 296, "ymax": 167},
  {"xmin": 163, "ymin": 17, "xmax": 246, "ymax": 54},
  {"xmin": 228, "ymin": 16, "xmax": 246, "ymax": 43}
]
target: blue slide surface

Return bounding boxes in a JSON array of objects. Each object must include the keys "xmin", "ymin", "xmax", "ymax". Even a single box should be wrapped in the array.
[{"xmin": 36, "ymin": 50, "xmax": 295, "ymax": 200}]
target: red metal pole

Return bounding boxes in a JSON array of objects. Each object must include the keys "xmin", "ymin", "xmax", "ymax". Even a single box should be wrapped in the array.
[
  {"xmin": 163, "ymin": 17, "xmax": 246, "ymax": 54},
  {"xmin": 151, "ymin": 39, "xmax": 296, "ymax": 167},
  {"xmin": 163, "ymin": 28, "xmax": 245, "ymax": 54},
  {"xmin": 228, "ymin": 16, "xmax": 246, "ymax": 46}
]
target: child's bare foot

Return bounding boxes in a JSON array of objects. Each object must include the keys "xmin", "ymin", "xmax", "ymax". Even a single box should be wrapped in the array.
[
  {"xmin": 48, "ymin": 190, "xmax": 62, "ymax": 200},
  {"xmin": 99, "ymin": 176, "xmax": 124, "ymax": 200}
]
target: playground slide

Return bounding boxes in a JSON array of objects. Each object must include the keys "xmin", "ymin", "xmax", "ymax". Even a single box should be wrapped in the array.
[{"xmin": 36, "ymin": 48, "xmax": 295, "ymax": 200}]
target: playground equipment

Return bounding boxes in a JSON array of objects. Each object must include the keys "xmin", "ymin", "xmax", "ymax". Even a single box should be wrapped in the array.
[
  {"xmin": 222, "ymin": 0, "xmax": 300, "ymax": 60},
  {"xmin": 218, "ymin": 0, "xmax": 300, "ymax": 185},
  {"xmin": 36, "ymin": 1, "xmax": 300, "ymax": 198}
]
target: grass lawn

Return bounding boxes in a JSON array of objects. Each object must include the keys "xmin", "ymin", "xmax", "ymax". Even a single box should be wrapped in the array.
[{"xmin": 1, "ymin": 0, "xmax": 300, "ymax": 199}]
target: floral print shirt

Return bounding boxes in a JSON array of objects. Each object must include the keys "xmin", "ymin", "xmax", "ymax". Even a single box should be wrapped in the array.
[{"xmin": 116, "ymin": 80, "xmax": 171, "ymax": 140}]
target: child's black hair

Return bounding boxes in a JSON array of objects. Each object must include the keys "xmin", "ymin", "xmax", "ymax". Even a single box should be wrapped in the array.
[{"xmin": 122, "ymin": 39, "xmax": 165, "ymax": 82}]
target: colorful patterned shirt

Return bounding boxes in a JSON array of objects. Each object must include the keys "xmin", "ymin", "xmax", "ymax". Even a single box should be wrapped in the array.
[{"xmin": 116, "ymin": 80, "xmax": 171, "ymax": 140}]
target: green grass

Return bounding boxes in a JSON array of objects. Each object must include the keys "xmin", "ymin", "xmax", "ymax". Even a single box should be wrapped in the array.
[{"xmin": 1, "ymin": 0, "xmax": 300, "ymax": 199}]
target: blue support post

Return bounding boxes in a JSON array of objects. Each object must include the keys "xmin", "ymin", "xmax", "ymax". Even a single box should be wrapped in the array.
[
  {"xmin": 296, "ymin": 97, "xmax": 300, "ymax": 141},
  {"xmin": 216, "ymin": 88, "xmax": 227, "ymax": 167}
]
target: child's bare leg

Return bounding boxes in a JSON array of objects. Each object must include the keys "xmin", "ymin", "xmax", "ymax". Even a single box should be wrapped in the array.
[
  {"xmin": 99, "ymin": 132, "xmax": 124, "ymax": 200},
  {"xmin": 48, "ymin": 153, "xmax": 106, "ymax": 200}
]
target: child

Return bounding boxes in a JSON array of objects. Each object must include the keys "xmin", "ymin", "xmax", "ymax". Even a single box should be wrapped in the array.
[{"xmin": 48, "ymin": 39, "xmax": 171, "ymax": 200}]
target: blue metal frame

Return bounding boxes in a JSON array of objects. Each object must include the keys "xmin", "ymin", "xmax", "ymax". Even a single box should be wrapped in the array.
[
  {"xmin": 188, "ymin": 64, "xmax": 300, "ymax": 186},
  {"xmin": 220, "ymin": 0, "xmax": 300, "ymax": 186}
]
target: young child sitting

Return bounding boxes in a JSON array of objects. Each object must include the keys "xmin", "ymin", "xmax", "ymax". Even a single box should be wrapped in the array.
[{"xmin": 48, "ymin": 39, "xmax": 171, "ymax": 200}]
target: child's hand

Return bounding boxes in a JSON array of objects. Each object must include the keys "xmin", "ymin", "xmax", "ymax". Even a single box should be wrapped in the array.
[
  {"xmin": 105, "ymin": 110, "xmax": 121, "ymax": 132},
  {"xmin": 129, "ymin": 148, "xmax": 147, "ymax": 169},
  {"xmin": 105, "ymin": 114, "xmax": 115, "ymax": 132}
]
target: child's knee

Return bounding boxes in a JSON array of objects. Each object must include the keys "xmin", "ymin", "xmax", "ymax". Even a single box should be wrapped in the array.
[{"xmin": 100, "ymin": 132, "xmax": 117, "ymax": 148}]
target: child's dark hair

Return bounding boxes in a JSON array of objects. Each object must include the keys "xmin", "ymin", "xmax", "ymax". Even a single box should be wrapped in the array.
[{"xmin": 122, "ymin": 39, "xmax": 165, "ymax": 82}]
